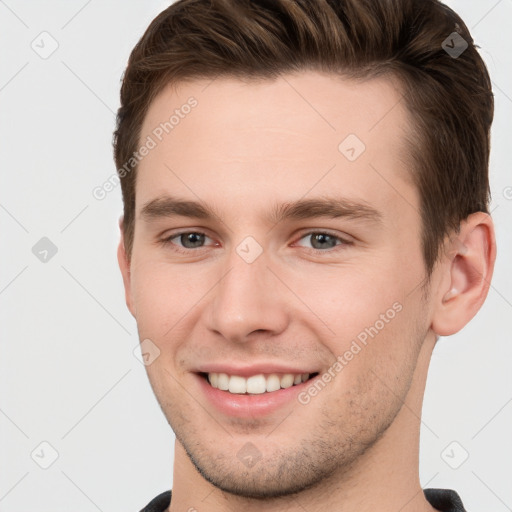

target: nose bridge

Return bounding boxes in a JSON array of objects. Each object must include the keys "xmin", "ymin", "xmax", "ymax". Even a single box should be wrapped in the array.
[{"xmin": 207, "ymin": 237, "xmax": 288, "ymax": 342}]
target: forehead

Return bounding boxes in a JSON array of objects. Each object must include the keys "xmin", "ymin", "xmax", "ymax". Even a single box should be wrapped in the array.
[{"xmin": 136, "ymin": 71, "xmax": 416, "ymax": 223}]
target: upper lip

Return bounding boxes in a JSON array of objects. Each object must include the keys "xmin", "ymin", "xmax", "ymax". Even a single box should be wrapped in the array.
[{"xmin": 195, "ymin": 363, "xmax": 319, "ymax": 377}]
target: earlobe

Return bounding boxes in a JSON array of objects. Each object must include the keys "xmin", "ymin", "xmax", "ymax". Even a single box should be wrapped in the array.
[
  {"xmin": 117, "ymin": 216, "xmax": 136, "ymax": 318},
  {"xmin": 431, "ymin": 212, "xmax": 496, "ymax": 337}
]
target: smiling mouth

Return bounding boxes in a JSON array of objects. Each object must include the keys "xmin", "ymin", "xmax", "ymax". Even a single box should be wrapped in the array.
[{"xmin": 198, "ymin": 372, "xmax": 320, "ymax": 395}]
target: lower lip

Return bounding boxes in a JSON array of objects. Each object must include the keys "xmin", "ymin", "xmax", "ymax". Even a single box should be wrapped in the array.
[{"xmin": 195, "ymin": 373, "xmax": 316, "ymax": 418}]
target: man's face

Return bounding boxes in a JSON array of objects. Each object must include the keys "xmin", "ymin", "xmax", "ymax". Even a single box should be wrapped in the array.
[{"xmin": 121, "ymin": 71, "xmax": 436, "ymax": 497}]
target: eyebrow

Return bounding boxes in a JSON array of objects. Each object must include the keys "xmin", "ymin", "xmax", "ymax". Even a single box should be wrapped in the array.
[{"xmin": 140, "ymin": 194, "xmax": 383, "ymax": 226}]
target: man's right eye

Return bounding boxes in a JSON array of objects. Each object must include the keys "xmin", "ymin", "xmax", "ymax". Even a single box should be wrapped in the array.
[{"xmin": 160, "ymin": 231, "xmax": 215, "ymax": 254}]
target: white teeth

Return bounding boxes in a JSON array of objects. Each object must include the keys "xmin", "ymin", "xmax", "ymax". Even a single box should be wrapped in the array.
[
  {"xmin": 246, "ymin": 374, "xmax": 266, "ymax": 394},
  {"xmin": 228, "ymin": 375, "xmax": 246, "ymax": 394},
  {"xmin": 207, "ymin": 372, "xmax": 311, "ymax": 394},
  {"xmin": 266, "ymin": 374, "xmax": 281, "ymax": 392},
  {"xmin": 280, "ymin": 374, "xmax": 294, "ymax": 388},
  {"xmin": 209, "ymin": 373, "xmax": 218, "ymax": 388},
  {"xmin": 217, "ymin": 373, "xmax": 229, "ymax": 391}
]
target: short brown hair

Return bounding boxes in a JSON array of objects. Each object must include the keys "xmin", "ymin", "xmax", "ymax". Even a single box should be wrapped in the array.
[{"xmin": 113, "ymin": 0, "xmax": 493, "ymax": 277}]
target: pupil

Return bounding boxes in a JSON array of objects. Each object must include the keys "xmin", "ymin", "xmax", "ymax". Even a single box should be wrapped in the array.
[
  {"xmin": 313, "ymin": 233, "xmax": 335, "ymax": 249},
  {"xmin": 183, "ymin": 232, "xmax": 204, "ymax": 248}
]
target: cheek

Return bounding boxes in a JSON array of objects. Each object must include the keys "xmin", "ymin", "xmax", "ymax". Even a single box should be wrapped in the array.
[
  {"xmin": 346, "ymin": 296, "xmax": 426, "ymax": 402},
  {"xmin": 327, "ymin": 305, "xmax": 421, "ymax": 426},
  {"xmin": 130, "ymin": 257, "xmax": 204, "ymax": 332},
  {"xmin": 289, "ymin": 262, "xmax": 408, "ymax": 340},
  {"xmin": 305, "ymin": 264, "xmax": 425, "ymax": 398}
]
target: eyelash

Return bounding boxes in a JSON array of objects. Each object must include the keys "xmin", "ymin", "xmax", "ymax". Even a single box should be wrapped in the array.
[{"xmin": 159, "ymin": 230, "xmax": 353, "ymax": 255}]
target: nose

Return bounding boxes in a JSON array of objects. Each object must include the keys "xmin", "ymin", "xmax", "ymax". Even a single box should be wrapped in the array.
[{"xmin": 205, "ymin": 246, "xmax": 290, "ymax": 344}]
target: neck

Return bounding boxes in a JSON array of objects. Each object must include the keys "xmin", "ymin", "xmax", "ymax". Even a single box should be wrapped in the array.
[{"xmin": 169, "ymin": 335, "xmax": 438, "ymax": 512}]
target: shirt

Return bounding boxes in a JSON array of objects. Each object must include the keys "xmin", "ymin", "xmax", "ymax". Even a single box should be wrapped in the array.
[{"xmin": 139, "ymin": 487, "xmax": 467, "ymax": 511}]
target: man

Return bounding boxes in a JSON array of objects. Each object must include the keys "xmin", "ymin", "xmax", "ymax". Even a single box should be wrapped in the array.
[{"xmin": 113, "ymin": 0, "xmax": 496, "ymax": 511}]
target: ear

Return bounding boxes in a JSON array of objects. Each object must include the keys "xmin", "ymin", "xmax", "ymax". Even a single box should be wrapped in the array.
[
  {"xmin": 431, "ymin": 212, "xmax": 496, "ymax": 336},
  {"xmin": 117, "ymin": 216, "xmax": 136, "ymax": 318}
]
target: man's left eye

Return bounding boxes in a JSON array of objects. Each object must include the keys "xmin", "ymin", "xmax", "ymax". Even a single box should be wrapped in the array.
[{"xmin": 295, "ymin": 232, "xmax": 350, "ymax": 251}]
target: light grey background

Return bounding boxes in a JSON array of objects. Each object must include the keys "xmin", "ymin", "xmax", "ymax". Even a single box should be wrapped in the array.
[{"xmin": 0, "ymin": 1, "xmax": 510, "ymax": 511}]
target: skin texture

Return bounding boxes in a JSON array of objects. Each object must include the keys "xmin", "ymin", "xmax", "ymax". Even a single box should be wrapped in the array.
[{"xmin": 117, "ymin": 71, "xmax": 496, "ymax": 512}]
